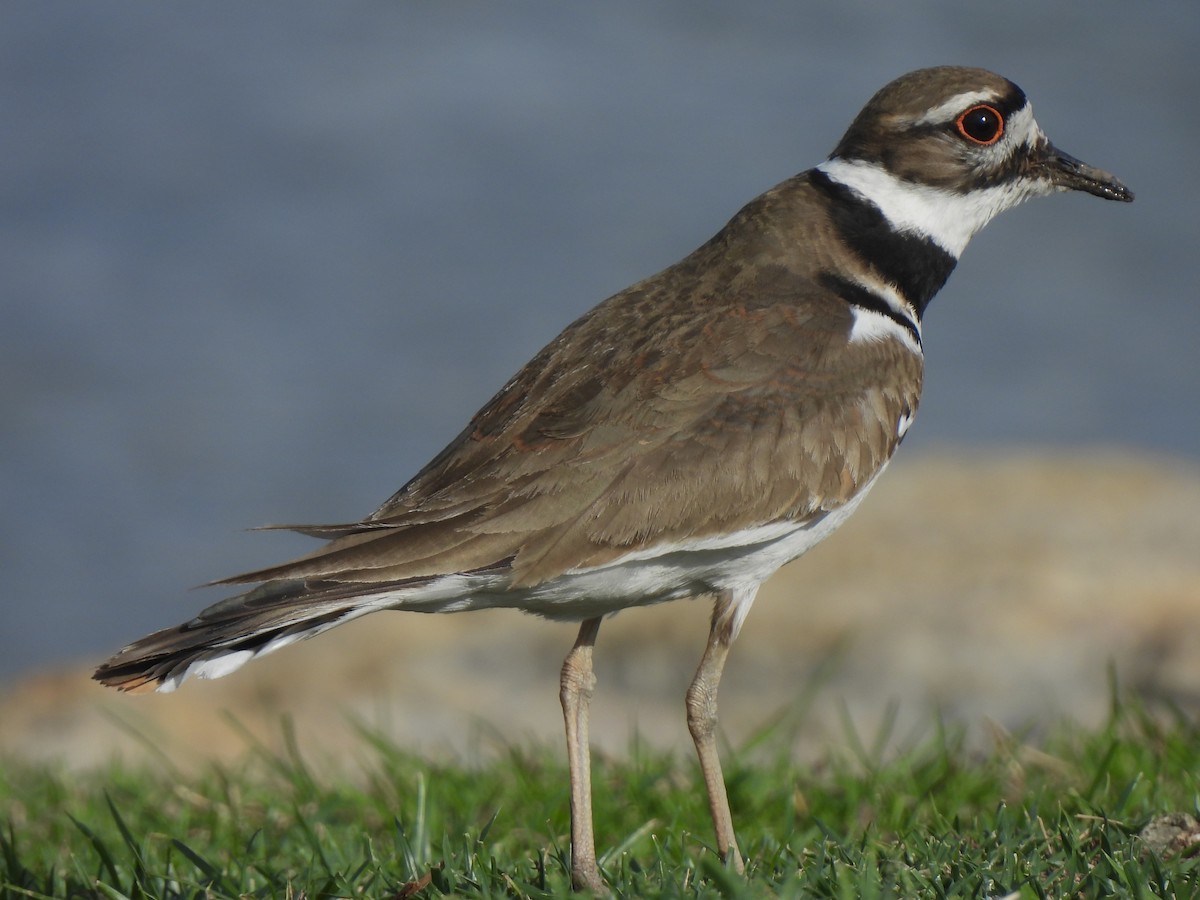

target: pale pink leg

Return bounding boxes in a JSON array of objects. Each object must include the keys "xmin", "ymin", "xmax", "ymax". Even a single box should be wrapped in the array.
[
  {"xmin": 685, "ymin": 592, "xmax": 745, "ymax": 872},
  {"xmin": 560, "ymin": 617, "xmax": 605, "ymax": 892}
]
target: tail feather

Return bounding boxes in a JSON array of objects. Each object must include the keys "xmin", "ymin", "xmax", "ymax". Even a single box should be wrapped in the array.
[{"xmin": 92, "ymin": 579, "xmax": 399, "ymax": 693}]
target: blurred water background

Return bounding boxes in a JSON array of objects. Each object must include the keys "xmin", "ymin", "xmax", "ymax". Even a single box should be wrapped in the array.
[{"xmin": 2, "ymin": 1, "xmax": 1196, "ymax": 682}]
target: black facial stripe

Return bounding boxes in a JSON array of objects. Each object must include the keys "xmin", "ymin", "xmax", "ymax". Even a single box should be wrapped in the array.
[
  {"xmin": 832, "ymin": 85, "xmax": 1032, "ymax": 193},
  {"xmin": 986, "ymin": 89, "xmax": 1027, "ymax": 122},
  {"xmin": 861, "ymin": 131, "xmax": 1036, "ymax": 195},
  {"xmin": 809, "ymin": 169, "xmax": 957, "ymax": 316},
  {"xmin": 818, "ymin": 272, "xmax": 922, "ymax": 348}
]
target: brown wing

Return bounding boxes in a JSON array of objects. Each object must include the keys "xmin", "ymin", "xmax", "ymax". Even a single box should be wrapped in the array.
[{"xmin": 218, "ymin": 257, "xmax": 921, "ymax": 590}]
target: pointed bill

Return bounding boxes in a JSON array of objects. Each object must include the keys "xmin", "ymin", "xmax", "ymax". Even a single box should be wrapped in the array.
[{"xmin": 1040, "ymin": 143, "xmax": 1133, "ymax": 202}]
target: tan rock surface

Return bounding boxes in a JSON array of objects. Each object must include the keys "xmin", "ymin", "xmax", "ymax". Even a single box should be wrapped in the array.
[{"xmin": 3, "ymin": 451, "xmax": 1198, "ymax": 772}]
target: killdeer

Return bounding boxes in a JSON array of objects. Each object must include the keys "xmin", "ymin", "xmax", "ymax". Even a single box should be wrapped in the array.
[{"xmin": 96, "ymin": 67, "xmax": 1132, "ymax": 890}]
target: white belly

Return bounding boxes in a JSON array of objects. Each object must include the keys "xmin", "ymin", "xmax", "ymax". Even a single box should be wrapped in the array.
[{"xmin": 375, "ymin": 460, "xmax": 890, "ymax": 621}]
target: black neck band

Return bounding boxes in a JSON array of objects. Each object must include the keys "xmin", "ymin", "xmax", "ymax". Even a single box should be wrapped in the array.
[{"xmin": 810, "ymin": 168, "xmax": 957, "ymax": 317}]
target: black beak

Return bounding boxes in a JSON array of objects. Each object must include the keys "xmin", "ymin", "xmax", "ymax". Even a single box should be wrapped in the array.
[{"xmin": 1042, "ymin": 143, "xmax": 1134, "ymax": 202}]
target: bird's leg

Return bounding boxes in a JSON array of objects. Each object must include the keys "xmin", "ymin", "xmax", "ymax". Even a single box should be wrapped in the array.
[
  {"xmin": 560, "ymin": 616, "xmax": 604, "ymax": 892},
  {"xmin": 685, "ymin": 591, "xmax": 745, "ymax": 873}
]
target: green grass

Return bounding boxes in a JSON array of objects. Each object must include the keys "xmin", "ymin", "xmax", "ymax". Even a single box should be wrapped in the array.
[{"xmin": 3, "ymin": 689, "xmax": 1199, "ymax": 898}]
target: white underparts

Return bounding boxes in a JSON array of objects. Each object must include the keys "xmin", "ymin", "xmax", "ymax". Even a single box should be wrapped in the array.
[{"xmin": 155, "ymin": 466, "xmax": 893, "ymax": 692}]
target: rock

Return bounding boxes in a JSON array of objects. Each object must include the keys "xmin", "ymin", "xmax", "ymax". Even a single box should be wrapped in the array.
[{"xmin": 1140, "ymin": 813, "xmax": 1200, "ymax": 858}]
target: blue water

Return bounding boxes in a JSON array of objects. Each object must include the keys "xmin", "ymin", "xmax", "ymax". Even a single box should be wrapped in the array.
[{"xmin": 2, "ymin": 1, "xmax": 1196, "ymax": 682}]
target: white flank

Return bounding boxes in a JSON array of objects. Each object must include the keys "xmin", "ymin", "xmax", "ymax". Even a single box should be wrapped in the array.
[
  {"xmin": 528, "ymin": 462, "xmax": 891, "ymax": 618},
  {"xmin": 155, "ymin": 466, "xmax": 897, "ymax": 692},
  {"xmin": 360, "ymin": 462, "xmax": 893, "ymax": 624}
]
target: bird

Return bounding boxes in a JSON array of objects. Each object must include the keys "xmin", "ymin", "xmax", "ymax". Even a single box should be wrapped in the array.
[{"xmin": 95, "ymin": 66, "xmax": 1132, "ymax": 891}]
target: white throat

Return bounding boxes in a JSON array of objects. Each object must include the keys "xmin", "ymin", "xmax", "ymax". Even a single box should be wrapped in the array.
[{"xmin": 817, "ymin": 157, "xmax": 1035, "ymax": 257}]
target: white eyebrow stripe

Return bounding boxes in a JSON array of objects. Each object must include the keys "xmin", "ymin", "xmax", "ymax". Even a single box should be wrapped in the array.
[{"xmin": 910, "ymin": 90, "xmax": 1005, "ymax": 126}]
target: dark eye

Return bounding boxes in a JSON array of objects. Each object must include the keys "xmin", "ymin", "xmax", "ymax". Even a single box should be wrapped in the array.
[{"xmin": 955, "ymin": 104, "xmax": 1004, "ymax": 145}]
